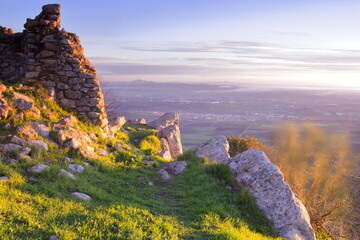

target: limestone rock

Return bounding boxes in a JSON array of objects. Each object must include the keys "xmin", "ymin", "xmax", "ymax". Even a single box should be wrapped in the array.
[
  {"xmin": 158, "ymin": 169, "xmax": 171, "ymax": 180},
  {"xmin": 0, "ymin": 176, "xmax": 10, "ymax": 182},
  {"xmin": 68, "ymin": 164, "xmax": 84, "ymax": 173},
  {"xmin": 59, "ymin": 169, "xmax": 76, "ymax": 180},
  {"xmin": 0, "ymin": 143, "xmax": 22, "ymax": 153},
  {"xmin": 109, "ymin": 116, "xmax": 126, "ymax": 136},
  {"xmin": 13, "ymin": 92, "xmax": 34, "ymax": 110},
  {"xmin": 128, "ymin": 118, "xmax": 146, "ymax": 124},
  {"xmin": 19, "ymin": 147, "xmax": 31, "ymax": 155},
  {"xmin": 52, "ymin": 115, "xmax": 77, "ymax": 131},
  {"xmin": 98, "ymin": 148, "xmax": 109, "ymax": 156},
  {"xmin": 228, "ymin": 149, "xmax": 315, "ymax": 240},
  {"xmin": 148, "ymin": 112, "xmax": 179, "ymax": 130},
  {"xmin": 32, "ymin": 121, "xmax": 50, "ymax": 137},
  {"xmin": 167, "ymin": 161, "xmax": 187, "ymax": 175},
  {"xmin": 71, "ymin": 192, "xmax": 91, "ymax": 201},
  {"xmin": 29, "ymin": 140, "xmax": 49, "ymax": 151},
  {"xmin": 49, "ymin": 235, "xmax": 60, "ymax": 240},
  {"xmin": 17, "ymin": 125, "xmax": 38, "ymax": 140},
  {"xmin": 0, "ymin": 97, "xmax": 12, "ymax": 119},
  {"xmin": 159, "ymin": 138, "xmax": 172, "ymax": 160},
  {"xmin": 195, "ymin": 136, "xmax": 230, "ymax": 163},
  {"xmin": 159, "ymin": 124, "xmax": 183, "ymax": 159},
  {"xmin": 5, "ymin": 158, "xmax": 18, "ymax": 165},
  {"xmin": 27, "ymin": 164, "xmax": 50, "ymax": 173}
]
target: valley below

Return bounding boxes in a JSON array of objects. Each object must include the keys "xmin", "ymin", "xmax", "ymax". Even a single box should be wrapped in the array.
[{"xmin": 104, "ymin": 80, "xmax": 360, "ymax": 152}]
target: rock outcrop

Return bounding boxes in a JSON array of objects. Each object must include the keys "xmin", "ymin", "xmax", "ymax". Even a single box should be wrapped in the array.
[
  {"xmin": 109, "ymin": 116, "xmax": 126, "ymax": 137},
  {"xmin": 229, "ymin": 149, "xmax": 315, "ymax": 240},
  {"xmin": 0, "ymin": 4, "xmax": 109, "ymax": 133},
  {"xmin": 148, "ymin": 112, "xmax": 183, "ymax": 160},
  {"xmin": 195, "ymin": 135, "xmax": 230, "ymax": 163}
]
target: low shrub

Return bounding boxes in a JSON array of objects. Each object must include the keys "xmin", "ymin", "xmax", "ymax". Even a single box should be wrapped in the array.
[
  {"xmin": 227, "ymin": 136, "xmax": 271, "ymax": 157},
  {"xmin": 139, "ymin": 135, "xmax": 162, "ymax": 156}
]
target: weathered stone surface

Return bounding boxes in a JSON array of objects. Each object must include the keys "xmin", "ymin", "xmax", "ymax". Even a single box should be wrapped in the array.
[
  {"xmin": 13, "ymin": 92, "xmax": 34, "ymax": 110},
  {"xmin": 68, "ymin": 164, "xmax": 84, "ymax": 173},
  {"xmin": 148, "ymin": 112, "xmax": 179, "ymax": 130},
  {"xmin": 167, "ymin": 161, "xmax": 187, "ymax": 175},
  {"xmin": 32, "ymin": 121, "xmax": 50, "ymax": 137},
  {"xmin": 27, "ymin": 164, "xmax": 50, "ymax": 173},
  {"xmin": 71, "ymin": 192, "xmax": 91, "ymax": 201},
  {"xmin": 0, "ymin": 176, "xmax": 10, "ymax": 182},
  {"xmin": 17, "ymin": 125, "xmax": 38, "ymax": 140},
  {"xmin": 109, "ymin": 116, "xmax": 126, "ymax": 137},
  {"xmin": 29, "ymin": 140, "xmax": 49, "ymax": 151},
  {"xmin": 0, "ymin": 143, "xmax": 22, "ymax": 153},
  {"xmin": 195, "ymin": 136, "xmax": 230, "ymax": 163},
  {"xmin": 19, "ymin": 147, "xmax": 31, "ymax": 155},
  {"xmin": 5, "ymin": 158, "xmax": 18, "ymax": 165},
  {"xmin": 49, "ymin": 235, "xmax": 60, "ymax": 240},
  {"xmin": 0, "ymin": 97, "xmax": 12, "ymax": 119},
  {"xmin": 98, "ymin": 148, "xmax": 109, "ymax": 156},
  {"xmin": 59, "ymin": 169, "xmax": 76, "ymax": 180},
  {"xmin": 159, "ymin": 138, "xmax": 172, "ymax": 160},
  {"xmin": 158, "ymin": 169, "xmax": 171, "ymax": 180},
  {"xmin": 228, "ymin": 149, "xmax": 315, "ymax": 240},
  {"xmin": 159, "ymin": 124, "xmax": 183, "ymax": 159}
]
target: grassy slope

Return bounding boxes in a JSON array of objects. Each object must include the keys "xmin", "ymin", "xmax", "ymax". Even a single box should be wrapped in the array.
[{"xmin": 0, "ymin": 82, "xmax": 280, "ymax": 239}]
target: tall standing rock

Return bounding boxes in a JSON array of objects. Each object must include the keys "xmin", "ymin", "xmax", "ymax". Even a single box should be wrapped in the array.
[
  {"xmin": 195, "ymin": 135, "xmax": 230, "ymax": 163},
  {"xmin": 148, "ymin": 112, "xmax": 183, "ymax": 160},
  {"xmin": 0, "ymin": 4, "xmax": 109, "ymax": 133},
  {"xmin": 229, "ymin": 149, "xmax": 315, "ymax": 240}
]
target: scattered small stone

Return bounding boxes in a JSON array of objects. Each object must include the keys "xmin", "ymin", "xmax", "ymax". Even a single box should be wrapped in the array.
[
  {"xmin": 29, "ymin": 140, "xmax": 49, "ymax": 151},
  {"xmin": 28, "ymin": 176, "xmax": 38, "ymax": 181},
  {"xmin": 148, "ymin": 181, "xmax": 154, "ymax": 186},
  {"xmin": 114, "ymin": 143, "xmax": 123, "ymax": 151},
  {"xmin": 19, "ymin": 147, "xmax": 31, "ymax": 155},
  {"xmin": 4, "ymin": 123, "xmax": 11, "ymax": 129},
  {"xmin": 59, "ymin": 169, "xmax": 76, "ymax": 180},
  {"xmin": 32, "ymin": 121, "xmax": 50, "ymax": 137},
  {"xmin": 0, "ymin": 143, "xmax": 22, "ymax": 153},
  {"xmin": 62, "ymin": 157, "xmax": 73, "ymax": 162},
  {"xmin": 143, "ymin": 160, "xmax": 154, "ymax": 166},
  {"xmin": 167, "ymin": 161, "xmax": 187, "ymax": 175},
  {"xmin": 83, "ymin": 162, "xmax": 90, "ymax": 167},
  {"xmin": 0, "ymin": 176, "xmax": 10, "ymax": 182},
  {"xmin": 5, "ymin": 158, "xmax": 18, "ymax": 165},
  {"xmin": 49, "ymin": 235, "xmax": 60, "ymax": 240},
  {"xmin": 137, "ymin": 128, "xmax": 145, "ymax": 131},
  {"xmin": 158, "ymin": 169, "xmax": 172, "ymax": 180},
  {"xmin": 68, "ymin": 164, "xmax": 84, "ymax": 173},
  {"xmin": 98, "ymin": 148, "xmax": 109, "ymax": 156},
  {"xmin": 71, "ymin": 192, "xmax": 91, "ymax": 201},
  {"xmin": 16, "ymin": 154, "xmax": 32, "ymax": 160},
  {"xmin": 27, "ymin": 164, "xmax": 50, "ymax": 173}
]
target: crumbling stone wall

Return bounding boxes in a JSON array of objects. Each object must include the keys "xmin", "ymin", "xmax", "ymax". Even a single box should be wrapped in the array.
[
  {"xmin": 0, "ymin": 27, "xmax": 25, "ymax": 80},
  {"xmin": 0, "ymin": 4, "xmax": 109, "ymax": 133}
]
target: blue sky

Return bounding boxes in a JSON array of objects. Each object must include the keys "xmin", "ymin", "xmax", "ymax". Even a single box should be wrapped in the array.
[{"xmin": 1, "ymin": 0, "xmax": 360, "ymax": 88}]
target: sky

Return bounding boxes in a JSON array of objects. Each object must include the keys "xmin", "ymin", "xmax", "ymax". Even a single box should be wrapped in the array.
[{"xmin": 1, "ymin": 0, "xmax": 360, "ymax": 88}]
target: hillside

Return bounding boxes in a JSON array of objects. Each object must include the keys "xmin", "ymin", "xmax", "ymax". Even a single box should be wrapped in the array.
[{"xmin": 0, "ymin": 81, "xmax": 279, "ymax": 239}]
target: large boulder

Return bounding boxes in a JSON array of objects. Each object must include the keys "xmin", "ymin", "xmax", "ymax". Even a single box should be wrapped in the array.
[
  {"xmin": 228, "ymin": 149, "xmax": 315, "ymax": 240},
  {"xmin": 148, "ymin": 112, "xmax": 179, "ymax": 130},
  {"xmin": 159, "ymin": 124, "xmax": 183, "ymax": 159},
  {"xmin": 159, "ymin": 138, "xmax": 172, "ymax": 160},
  {"xmin": 195, "ymin": 136, "xmax": 230, "ymax": 163},
  {"xmin": 109, "ymin": 116, "xmax": 126, "ymax": 137}
]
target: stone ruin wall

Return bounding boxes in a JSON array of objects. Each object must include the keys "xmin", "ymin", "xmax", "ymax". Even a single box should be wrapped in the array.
[{"xmin": 0, "ymin": 4, "xmax": 109, "ymax": 133}]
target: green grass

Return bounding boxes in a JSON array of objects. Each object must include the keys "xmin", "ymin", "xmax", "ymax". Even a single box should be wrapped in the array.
[{"xmin": 0, "ymin": 148, "xmax": 280, "ymax": 239}]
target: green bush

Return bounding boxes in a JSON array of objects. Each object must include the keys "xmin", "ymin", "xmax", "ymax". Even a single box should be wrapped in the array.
[
  {"xmin": 227, "ymin": 136, "xmax": 271, "ymax": 157},
  {"xmin": 139, "ymin": 135, "xmax": 162, "ymax": 156},
  {"xmin": 115, "ymin": 131, "xmax": 129, "ymax": 143}
]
